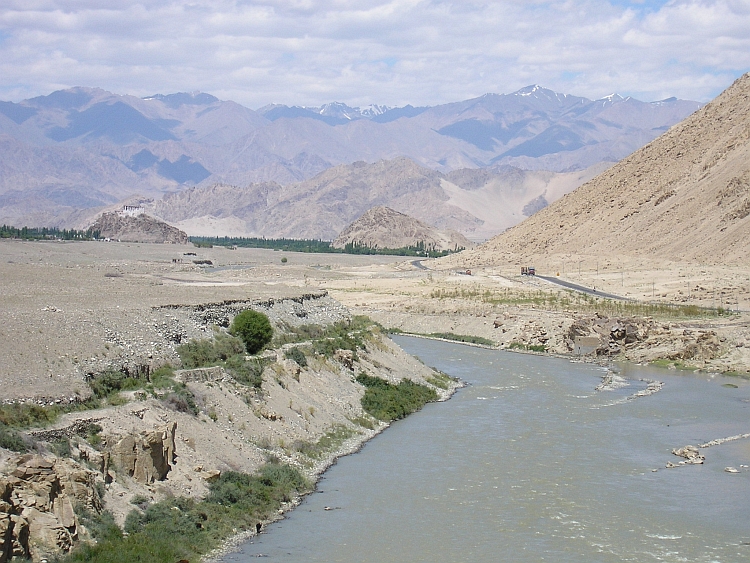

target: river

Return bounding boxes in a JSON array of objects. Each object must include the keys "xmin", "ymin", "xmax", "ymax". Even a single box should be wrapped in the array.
[{"xmin": 221, "ymin": 336, "xmax": 750, "ymax": 562}]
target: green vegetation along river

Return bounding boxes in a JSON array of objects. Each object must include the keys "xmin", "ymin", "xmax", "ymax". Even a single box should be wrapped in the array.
[{"xmin": 220, "ymin": 336, "xmax": 750, "ymax": 563}]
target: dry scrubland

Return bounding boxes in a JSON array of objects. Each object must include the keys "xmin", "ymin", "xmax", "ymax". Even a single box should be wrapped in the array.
[{"xmin": 1, "ymin": 239, "xmax": 749, "ymax": 562}]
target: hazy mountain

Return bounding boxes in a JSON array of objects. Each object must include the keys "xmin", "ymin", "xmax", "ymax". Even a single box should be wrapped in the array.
[
  {"xmin": 332, "ymin": 206, "xmax": 475, "ymax": 251},
  {"xmin": 145, "ymin": 157, "xmax": 608, "ymax": 241},
  {"xmin": 0, "ymin": 85, "xmax": 699, "ymax": 229},
  {"xmin": 460, "ymin": 73, "xmax": 750, "ymax": 265}
]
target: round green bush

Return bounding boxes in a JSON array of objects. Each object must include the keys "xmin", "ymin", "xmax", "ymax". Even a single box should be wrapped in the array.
[{"xmin": 230, "ymin": 310, "xmax": 273, "ymax": 354}]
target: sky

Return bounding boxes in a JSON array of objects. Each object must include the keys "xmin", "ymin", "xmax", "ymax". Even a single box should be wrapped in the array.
[{"xmin": 0, "ymin": 0, "xmax": 749, "ymax": 109}]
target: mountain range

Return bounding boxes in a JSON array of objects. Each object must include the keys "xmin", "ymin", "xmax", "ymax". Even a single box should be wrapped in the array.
[
  {"xmin": 135, "ymin": 157, "xmax": 608, "ymax": 241},
  {"xmin": 0, "ymin": 85, "xmax": 700, "ymax": 232}
]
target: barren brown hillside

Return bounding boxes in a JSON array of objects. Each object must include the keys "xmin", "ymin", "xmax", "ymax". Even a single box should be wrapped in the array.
[
  {"xmin": 332, "ymin": 206, "xmax": 474, "ymax": 251},
  {"xmin": 463, "ymin": 73, "xmax": 750, "ymax": 266}
]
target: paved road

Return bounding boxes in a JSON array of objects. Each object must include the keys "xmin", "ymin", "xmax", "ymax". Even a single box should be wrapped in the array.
[
  {"xmin": 536, "ymin": 275, "xmax": 630, "ymax": 301},
  {"xmin": 411, "ymin": 259, "xmax": 429, "ymax": 270}
]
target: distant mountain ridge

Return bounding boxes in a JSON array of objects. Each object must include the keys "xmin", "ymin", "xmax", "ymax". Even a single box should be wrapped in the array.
[
  {"xmin": 140, "ymin": 157, "xmax": 608, "ymax": 241},
  {"xmin": 0, "ymin": 84, "xmax": 700, "ymax": 230}
]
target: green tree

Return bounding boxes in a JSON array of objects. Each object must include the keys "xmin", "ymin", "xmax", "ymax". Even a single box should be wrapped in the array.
[{"xmin": 230, "ymin": 310, "xmax": 273, "ymax": 354}]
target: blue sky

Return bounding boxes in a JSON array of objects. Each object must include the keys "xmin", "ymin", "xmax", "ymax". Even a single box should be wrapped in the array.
[{"xmin": 0, "ymin": 1, "xmax": 748, "ymax": 108}]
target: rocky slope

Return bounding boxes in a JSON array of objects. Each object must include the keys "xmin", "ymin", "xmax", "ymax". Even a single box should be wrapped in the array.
[
  {"xmin": 458, "ymin": 73, "xmax": 750, "ymax": 265},
  {"xmin": 332, "ymin": 206, "xmax": 474, "ymax": 251},
  {"xmin": 90, "ymin": 212, "xmax": 189, "ymax": 244}
]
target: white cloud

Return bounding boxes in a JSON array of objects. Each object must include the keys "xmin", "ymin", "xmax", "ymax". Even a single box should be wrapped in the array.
[{"xmin": 0, "ymin": 0, "xmax": 748, "ymax": 107}]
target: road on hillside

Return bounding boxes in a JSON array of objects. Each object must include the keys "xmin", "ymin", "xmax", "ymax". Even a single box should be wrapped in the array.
[
  {"xmin": 536, "ymin": 275, "xmax": 630, "ymax": 301},
  {"xmin": 412, "ymin": 259, "xmax": 429, "ymax": 270}
]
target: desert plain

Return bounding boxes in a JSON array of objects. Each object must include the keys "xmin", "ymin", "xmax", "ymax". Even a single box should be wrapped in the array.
[{"xmin": 3, "ymin": 238, "xmax": 749, "ymax": 405}]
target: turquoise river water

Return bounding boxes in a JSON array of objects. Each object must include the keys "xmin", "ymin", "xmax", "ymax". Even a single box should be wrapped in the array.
[{"xmin": 221, "ymin": 336, "xmax": 750, "ymax": 563}]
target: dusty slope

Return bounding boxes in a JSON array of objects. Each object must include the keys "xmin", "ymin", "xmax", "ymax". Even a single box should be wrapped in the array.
[
  {"xmin": 332, "ymin": 206, "xmax": 474, "ymax": 251},
  {"xmin": 459, "ymin": 73, "xmax": 750, "ymax": 266}
]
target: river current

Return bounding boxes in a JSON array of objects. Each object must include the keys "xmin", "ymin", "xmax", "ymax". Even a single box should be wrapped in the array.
[{"xmin": 221, "ymin": 336, "xmax": 750, "ymax": 563}]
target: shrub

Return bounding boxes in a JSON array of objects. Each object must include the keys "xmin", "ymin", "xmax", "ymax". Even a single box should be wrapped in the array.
[
  {"xmin": 291, "ymin": 425, "xmax": 356, "ymax": 459},
  {"xmin": 355, "ymin": 374, "xmax": 438, "ymax": 422},
  {"xmin": 230, "ymin": 310, "xmax": 273, "ymax": 354},
  {"xmin": 62, "ymin": 463, "xmax": 309, "ymax": 563},
  {"xmin": 284, "ymin": 347, "xmax": 307, "ymax": 367},
  {"xmin": 176, "ymin": 333, "xmax": 244, "ymax": 368},
  {"xmin": 162, "ymin": 385, "xmax": 199, "ymax": 415},
  {"xmin": 88, "ymin": 370, "xmax": 143, "ymax": 399},
  {"xmin": 427, "ymin": 332, "xmax": 495, "ymax": 346},
  {"xmin": 78, "ymin": 509, "xmax": 122, "ymax": 543},
  {"xmin": 224, "ymin": 356, "xmax": 268, "ymax": 388},
  {"xmin": 0, "ymin": 423, "xmax": 29, "ymax": 452}
]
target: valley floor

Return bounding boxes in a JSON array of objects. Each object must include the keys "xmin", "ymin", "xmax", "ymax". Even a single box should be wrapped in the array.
[{"xmin": 1, "ymin": 239, "xmax": 748, "ymax": 561}]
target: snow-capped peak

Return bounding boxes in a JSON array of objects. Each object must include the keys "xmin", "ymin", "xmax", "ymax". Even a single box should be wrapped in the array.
[{"xmin": 516, "ymin": 85, "xmax": 544, "ymax": 97}]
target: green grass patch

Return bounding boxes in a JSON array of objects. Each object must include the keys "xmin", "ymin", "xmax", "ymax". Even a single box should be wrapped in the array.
[
  {"xmin": 86, "ymin": 364, "xmax": 201, "ymax": 415},
  {"xmin": 88, "ymin": 370, "xmax": 146, "ymax": 399},
  {"xmin": 428, "ymin": 286, "xmax": 734, "ymax": 320},
  {"xmin": 425, "ymin": 370, "xmax": 456, "ymax": 390},
  {"xmin": 272, "ymin": 316, "xmax": 379, "ymax": 361},
  {"xmin": 427, "ymin": 332, "xmax": 495, "ymax": 346},
  {"xmin": 649, "ymin": 359, "xmax": 699, "ymax": 372},
  {"xmin": 355, "ymin": 374, "xmax": 438, "ymax": 422},
  {"xmin": 721, "ymin": 370, "xmax": 750, "ymax": 379},
  {"xmin": 0, "ymin": 397, "xmax": 101, "ymax": 431},
  {"xmin": 507, "ymin": 342, "xmax": 546, "ymax": 353},
  {"xmin": 284, "ymin": 347, "xmax": 308, "ymax": 367},
  {"xmin": 291, "ymin": 424, "xmax": 357, "ymax": 459},
  {"xmin": 61, "ymin": 462, "xmax": 310, "ymax": 563},
  {"xmin": 176, "ymin": 333, "xmax": 269, "ymax": 388},
  {"xmin": 348, "ymin": 415, "xmax": 376, "ymax": 430},
  {"xmin": 0, "ymin": 399, "xmax": 108, "ymax": 452},
  {"xmin": 176, "ymin": 332, "xmax": 245, "ymax": 367}
]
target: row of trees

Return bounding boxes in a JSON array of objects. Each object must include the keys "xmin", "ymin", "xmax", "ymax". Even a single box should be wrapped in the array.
[
  {"xmin": 189, "ymin": 236, "xmax": 463, "ymax": 258},
  {"xmin": 0, "ymin": 225, "xmax": 100, "ymax": 240}
]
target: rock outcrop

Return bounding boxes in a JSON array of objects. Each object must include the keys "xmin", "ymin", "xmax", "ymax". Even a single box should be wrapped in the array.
[
  {"xmin": 332, "ymin": 206, "xmax": 474, "ymax": 252},
  {"xmin": 90, "ymin": 212, "xmax": 189, "ymax": 244},
  {"xmin": 109, "ymin": 422, "xmax": 177, "ymax": 484},
  {"xmin": 0, "ymin": 455, "xmax": 102, "ymax": 563}
]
